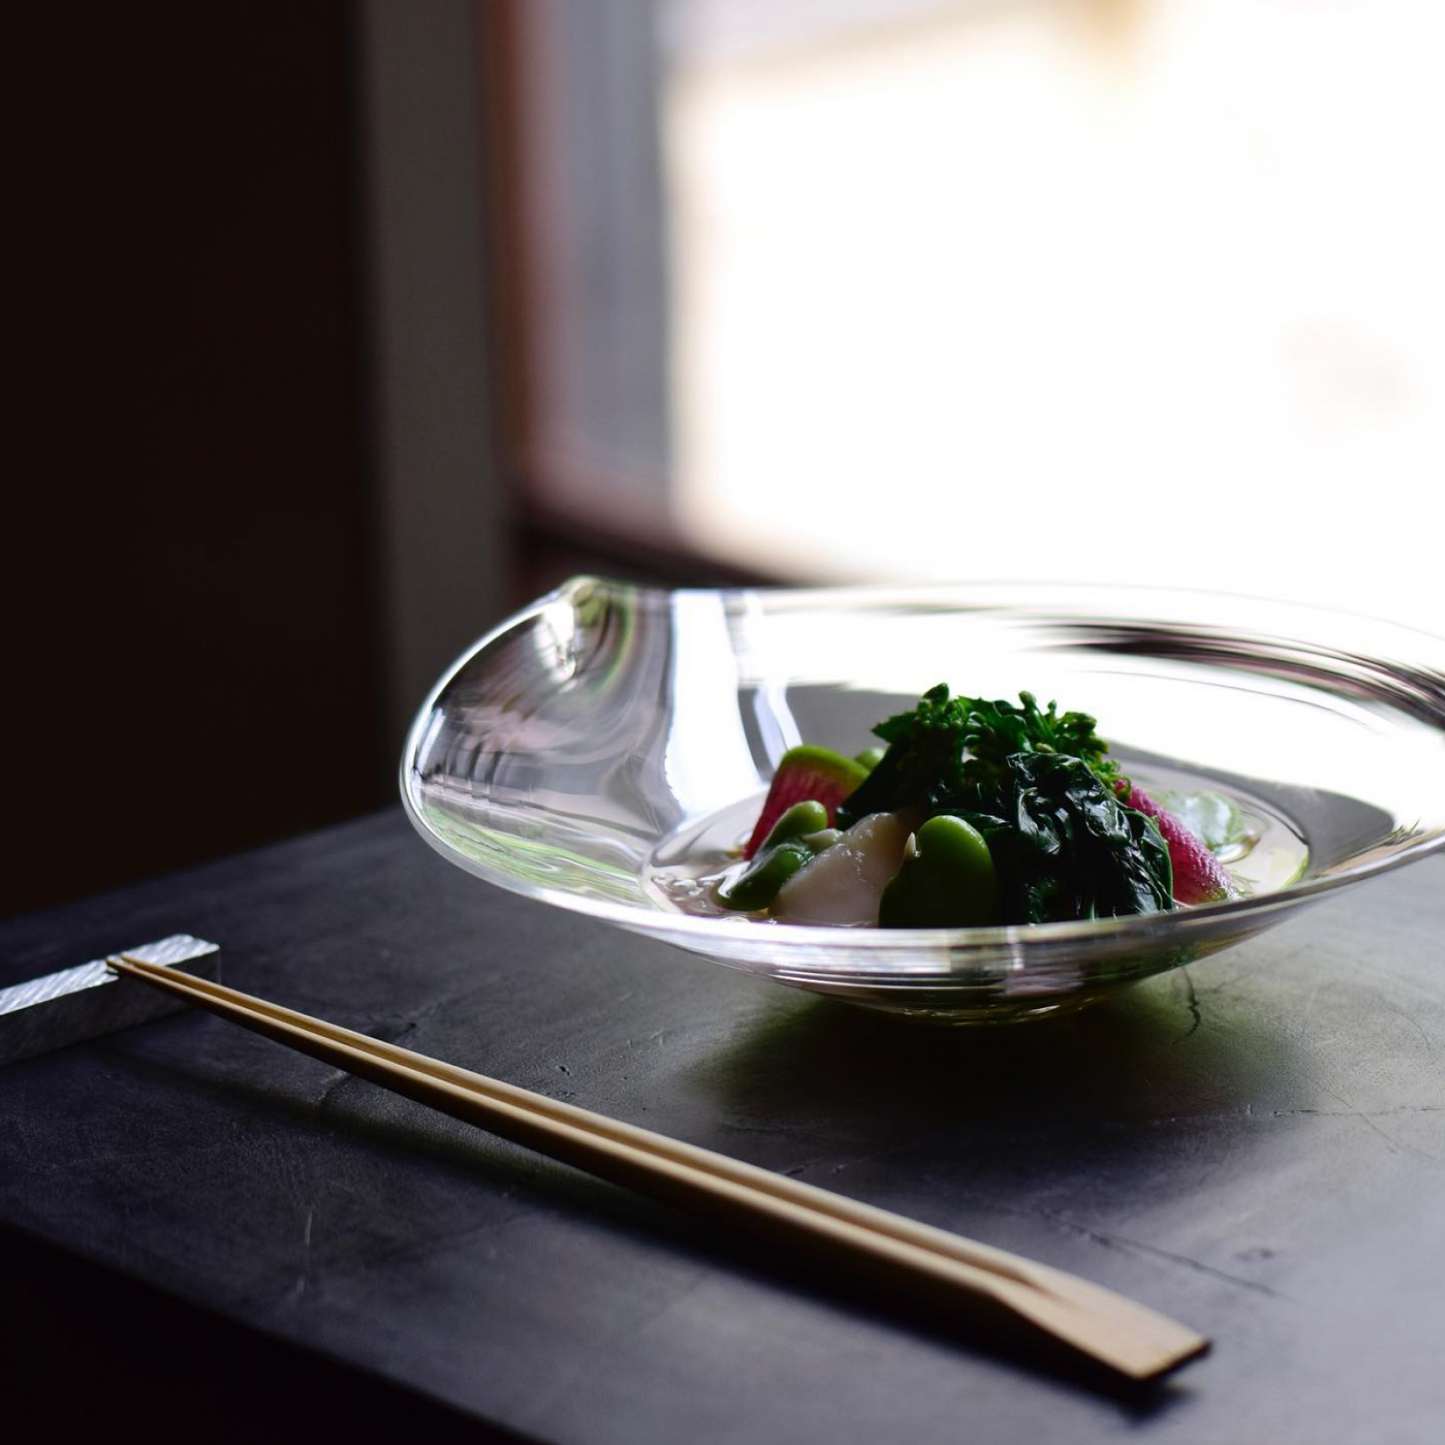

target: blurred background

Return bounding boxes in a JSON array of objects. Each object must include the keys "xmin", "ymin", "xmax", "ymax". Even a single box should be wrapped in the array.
[{"xmin": 8, "ymin": 0, "xmax": 1443, "ymax": 916}]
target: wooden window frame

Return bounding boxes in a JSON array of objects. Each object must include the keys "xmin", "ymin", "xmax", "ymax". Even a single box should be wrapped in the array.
[{"xmin": 476, "ymin": 0, "xmax": 783, "ymax": 590}]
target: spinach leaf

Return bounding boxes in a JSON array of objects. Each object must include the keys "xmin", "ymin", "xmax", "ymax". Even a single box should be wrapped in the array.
[
  {"xmin": 976, "ymin": 754, "xmax": 1174, "ymax": 924},
  {"xmin": 836, "ymin": 685, "xmax": 1172, "ymax": 924}
]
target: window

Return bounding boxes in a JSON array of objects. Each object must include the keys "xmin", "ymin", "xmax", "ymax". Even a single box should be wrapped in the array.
[{"xmin": 494, "ymin": 0, "xmax": 1445, "ymax": 626}]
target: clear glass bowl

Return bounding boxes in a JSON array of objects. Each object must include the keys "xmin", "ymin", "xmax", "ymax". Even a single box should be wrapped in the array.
[{"xmin": 401, "ymin": 579, "xmax": 1445, "ymax": 1023}]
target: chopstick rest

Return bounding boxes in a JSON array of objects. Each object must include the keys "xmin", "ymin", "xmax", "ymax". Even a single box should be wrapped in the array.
[
  {"xmin": 107, "ymin": 953, "xmax": 1208, "ymax": 1381},
  {"xmin": 0, "ymin": 935, "xmax": 221, "ymax": 1067}
]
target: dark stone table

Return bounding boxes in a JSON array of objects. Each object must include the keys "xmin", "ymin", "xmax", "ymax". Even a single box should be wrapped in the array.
[{"xmin": 4, "ymin": 811, "xmax": 1445, "ymax": 1442}]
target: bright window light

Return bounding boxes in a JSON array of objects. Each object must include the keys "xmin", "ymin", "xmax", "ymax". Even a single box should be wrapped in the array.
[{"xmin": 664, "ymin": 0, "xmax": 1445, "ymax": 630}]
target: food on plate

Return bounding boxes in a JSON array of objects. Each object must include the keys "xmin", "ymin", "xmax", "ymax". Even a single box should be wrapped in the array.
[
  {"xmin": 1116, "ymin": 783, "xmax": 1235, "ymax": 905},
  {"xmin": 718, "ymin": 801, "xmax": 839, "ymax": 911},
  {"xmin": 772, "ymin": 810, "xmax": 915, "ymax": 925},
  {"xmin": 714, "ymin": 685, "xmax": 1240, "ymax": 928},
  {"xmin": 878, "ymin": 814, "xmax": 998, "ymax": 928},
  {"xmin": 742, "ymin": 746, "xmax": 870, "ymax": 859}
]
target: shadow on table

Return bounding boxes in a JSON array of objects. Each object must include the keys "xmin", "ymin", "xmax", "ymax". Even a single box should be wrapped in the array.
[{"xmin": 687, "ymin": 964, "xmax": 1301, "ymax": 1148}]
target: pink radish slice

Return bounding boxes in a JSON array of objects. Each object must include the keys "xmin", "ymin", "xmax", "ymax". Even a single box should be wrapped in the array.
[
  {"xmin": 743, "ymin": 747, "xmax": 869, "ymax": 860},
  {"xmin": 1122, "ymin": 784, "xmax": 1237, "ymax": 904}
]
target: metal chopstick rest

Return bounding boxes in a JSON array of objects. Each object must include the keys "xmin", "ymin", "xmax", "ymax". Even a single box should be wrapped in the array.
[{"xmin": 0, "ymin": 934, "xmax": 221, "ymax": 1066}]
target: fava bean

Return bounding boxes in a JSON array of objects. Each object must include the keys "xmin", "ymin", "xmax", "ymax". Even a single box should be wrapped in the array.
[
  {"xmin": 717, "ymin": 801, "xmax": 834, "ymax": 911},
  {"xmin": 879, "ymin": 814, "xmax": 998, "ymax": 928}
]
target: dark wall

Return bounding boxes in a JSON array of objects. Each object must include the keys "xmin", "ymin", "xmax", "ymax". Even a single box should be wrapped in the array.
[{"xmin": 7, "ymin": 4, "xmax": 385, "ymax": 915}]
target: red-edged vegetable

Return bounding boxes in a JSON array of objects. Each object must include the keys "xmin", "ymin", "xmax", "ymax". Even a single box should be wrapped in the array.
[
  {"xmin": 743, "ymin": 746, "xmax": 869, "ymax": 860},
  {"xmin": 1122, "ymin": 784, "xmax": 1236, "ymax": 904}
]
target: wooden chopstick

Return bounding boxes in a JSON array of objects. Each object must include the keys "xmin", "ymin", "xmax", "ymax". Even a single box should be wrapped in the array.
[{"xmin": 107, "ymin": 953, "xmax": 1207, "ymax": 1380}]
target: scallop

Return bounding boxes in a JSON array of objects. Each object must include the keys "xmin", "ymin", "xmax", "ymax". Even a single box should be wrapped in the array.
[{"xmin": 770, "ymin": 811, "xmax": 915, "ymax": 926}]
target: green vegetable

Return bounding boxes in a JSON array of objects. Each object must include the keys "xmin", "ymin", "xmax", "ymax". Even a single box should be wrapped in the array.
[
  {"xmin": 717, "ymin": 844, "xmax": 813, "ymax": 910},
  {"xmin": 836, "ymin": 686, "xmax": 1172, "ymax": 925},
  {"xmin": 837, "ymin": 685, "xmax": 1119, "ymax": 826},
  {"xmin": 854, "ymin": 746, "xmax": 886, "ymax": 771},
  {"xmin": 759, "ymin": 800, "xmax": 829, "ymax": 846},
  {"xmin": 743, "ymin": 746, "xmax": 869, "ymax": 859},
  {"xmin": 717, "ymin": 801, "xmax": 831, "ymax": 911},
  {"xmin": 879, "ymin": 815, "xmax": 998, "ymax": 928},
  {"xmin": 981, "ymin": 753, "xmax": 1173, "ymax": 923}
]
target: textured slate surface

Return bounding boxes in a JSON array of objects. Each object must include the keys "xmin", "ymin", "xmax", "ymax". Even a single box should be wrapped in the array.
[{"xmin": 4, "ymin": 810, "xmax": 1445, "ymax": 1442}]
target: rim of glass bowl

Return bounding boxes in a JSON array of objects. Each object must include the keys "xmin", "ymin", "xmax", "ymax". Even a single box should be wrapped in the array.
[{"xmin": 399, "ymin": 577, "xmax": 1445, "ymax": 952}]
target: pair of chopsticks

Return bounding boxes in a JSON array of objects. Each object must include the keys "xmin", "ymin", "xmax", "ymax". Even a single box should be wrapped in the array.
[{"xmin": 107, "ymin": 953, "xmax": 1207, "ymax": 1381}]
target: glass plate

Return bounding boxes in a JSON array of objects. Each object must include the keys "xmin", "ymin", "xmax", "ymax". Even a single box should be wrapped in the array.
[{"xmin": 401, "ymin": 579, "xmax": 1445, "ymax": 1023}]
